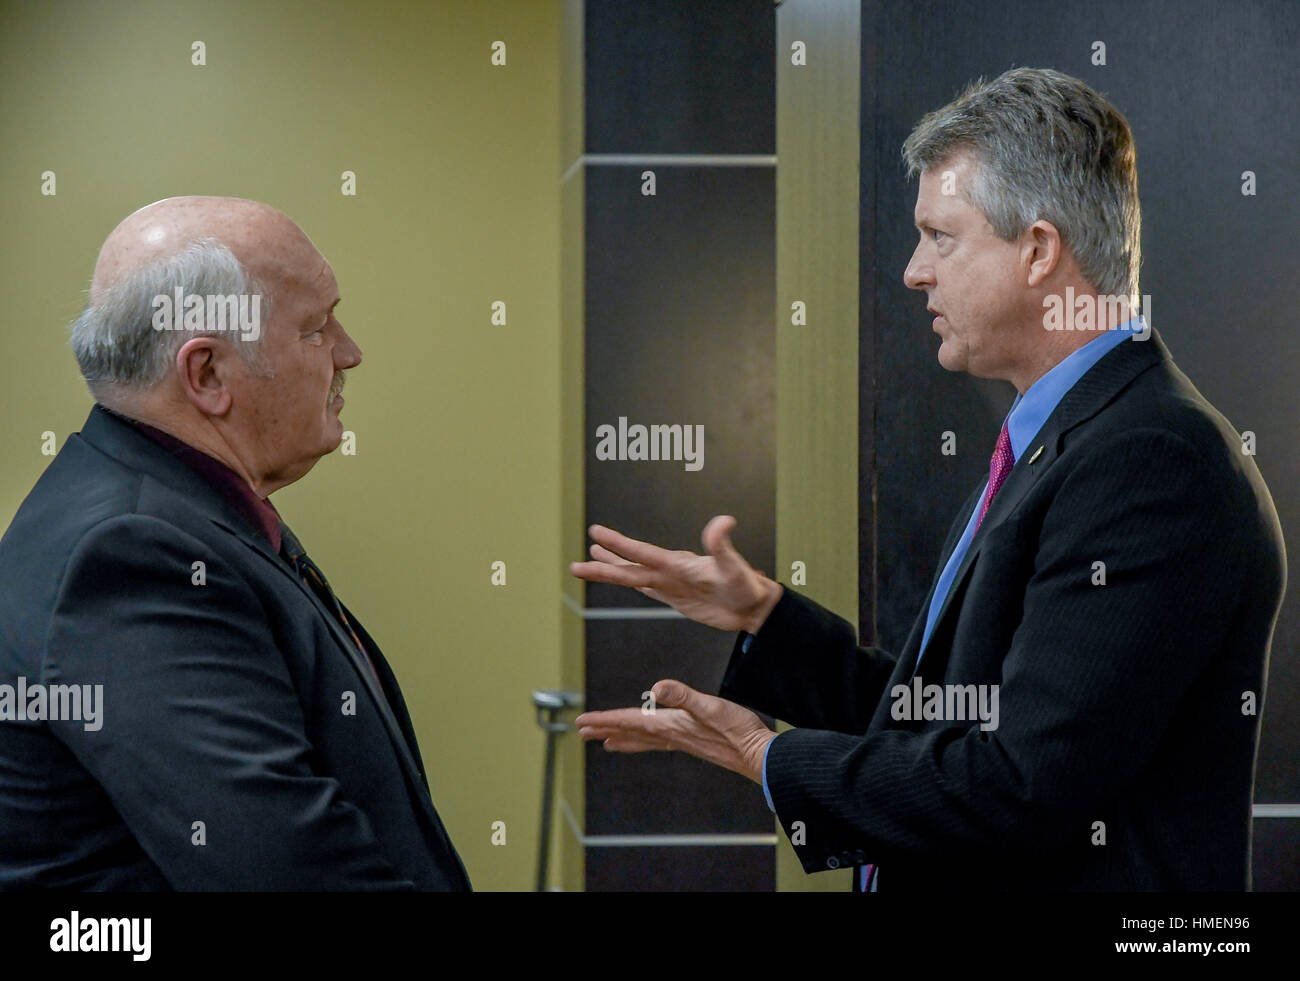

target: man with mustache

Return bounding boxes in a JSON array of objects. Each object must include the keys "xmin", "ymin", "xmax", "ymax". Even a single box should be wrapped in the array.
[{"xmin": 0, "ymin": 197, "xmax": 469, "ymax": 890}]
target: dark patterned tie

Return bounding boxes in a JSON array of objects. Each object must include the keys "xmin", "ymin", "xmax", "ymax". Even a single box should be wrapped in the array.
[
  {"xmin": 862, "ymin": 422, "xmax": 1016, "ymax": 892},
  {"xmin": 279, "ymin": 523, "xmax": 385, "ymax": 693}
]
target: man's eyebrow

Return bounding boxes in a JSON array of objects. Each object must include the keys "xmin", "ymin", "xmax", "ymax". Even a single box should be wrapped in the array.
[{"xmin": 300, "ymin": 298, "xmax": 341, "ymax": 328}]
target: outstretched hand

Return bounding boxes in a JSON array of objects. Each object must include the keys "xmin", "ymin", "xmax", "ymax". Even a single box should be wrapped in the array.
[
  {"xmin": 568, "ymin": 515, "xmax": 783, "ymax": 634},
  {"xmin": 575, "ymin": 679, "xmax": 777, "ymax": 784}
]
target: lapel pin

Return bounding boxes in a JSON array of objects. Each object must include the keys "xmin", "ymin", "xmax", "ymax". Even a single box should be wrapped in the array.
[{"xmin": 1028, "ymin": 445, "xmax": 1044, "ymax": 465}]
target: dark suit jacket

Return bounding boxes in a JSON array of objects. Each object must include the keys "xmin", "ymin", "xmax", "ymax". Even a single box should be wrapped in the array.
[
  {"xmin": 0, "ymin": 405, "xmax": 470, "ymax": 890},
  {"xmin": 720, "ymin": 329, "xmax": 1285, "ymax": 890}
]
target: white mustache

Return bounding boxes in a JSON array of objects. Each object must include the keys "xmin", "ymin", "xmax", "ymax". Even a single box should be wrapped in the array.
[{"xmin": 328, "ymin": 373, "xmax": 346, "ymax": 401}]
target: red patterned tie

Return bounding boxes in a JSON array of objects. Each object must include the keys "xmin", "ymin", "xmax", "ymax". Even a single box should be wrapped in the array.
[
  {"xmin": 974, "ymin": 421, "xmax": 1015, "ymax": 533},
  {"xmin": 863, "ymin": 422, "xmax": 1015, "ymax": 892}
]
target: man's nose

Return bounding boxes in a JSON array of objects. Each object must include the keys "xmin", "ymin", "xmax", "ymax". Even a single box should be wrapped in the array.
[
  {"xmin": 903, "ymin": 244, "xmax": 931, "ymax": 291},
  {"xmin": 335, "ymin": 326, "xmax": 362, "ymax": 369}
]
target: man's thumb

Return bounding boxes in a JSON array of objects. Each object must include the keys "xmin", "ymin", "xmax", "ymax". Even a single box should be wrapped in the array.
[
  {"xmin": 702, "ymin": 515, "xmax": 740, "ymax": 563},
  {"xmin": 653, "ymin": 679, "xmax": 693, "ymax": 708}
]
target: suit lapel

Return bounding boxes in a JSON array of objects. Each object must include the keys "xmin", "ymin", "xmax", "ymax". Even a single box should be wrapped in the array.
[
  {"xmin": 896, "ymin": 331, "xmax": 1170, "ymax": 683},
  {"xmin": 77, "ymin": 406, "xmax": 465, "ymax": 882},
  {"xmin": 869, "ymin": 481, "xmax": 984, "ymax": 729},
  {"xmin": 917, "ymin": 439, "xmax": 1047, "ymax": 662},
  {"xmin": 222, "ymin": 522, "xmax": 448, "ymax": 832}
]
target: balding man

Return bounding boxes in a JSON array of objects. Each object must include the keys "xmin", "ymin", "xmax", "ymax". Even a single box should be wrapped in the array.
[{"xmin": 0, "ymin": 197, "xmax": 470, "ymax": 890}]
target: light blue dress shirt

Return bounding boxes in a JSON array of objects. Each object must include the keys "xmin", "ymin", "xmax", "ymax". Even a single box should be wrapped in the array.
[{"xmin": 753, "ymin": 317, "xmax": 1146, "ymax": 891}]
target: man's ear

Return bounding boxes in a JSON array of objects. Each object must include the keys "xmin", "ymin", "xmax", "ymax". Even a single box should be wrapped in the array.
[
  {"xmin": 1023, "ymin": 218, "xmax": 1064, "ymax": 288},
  {"xmin": 175, "ymin": 337, "xmax": 234, "ymax": 417}
]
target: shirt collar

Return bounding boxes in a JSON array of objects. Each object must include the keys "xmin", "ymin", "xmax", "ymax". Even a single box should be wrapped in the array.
[
  {"xmin": 102, "ymin": 405, "xmax": 283, "ymax": 551},
  {"xmin": 1005, "ymin": 315, "xmax": 1145, "ymax": 460}
]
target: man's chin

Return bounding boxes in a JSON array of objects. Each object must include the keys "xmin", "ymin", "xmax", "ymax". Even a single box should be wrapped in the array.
[
  {"xmin": 314, "ymin": 414, "xmax": 345, "ymax": 454},
  {"xmin": 936, "ymin": 344, "xmax": 965, "ymax": 373}
]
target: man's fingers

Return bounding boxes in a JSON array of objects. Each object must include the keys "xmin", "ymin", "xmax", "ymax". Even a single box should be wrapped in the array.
[
  {"xmin": 588, "ymin": 524, "xmax": 676, "ymax": 568},
  {"xmin": 602, "ymin": 737, "xmax": 672, "ymax": 753},
  {"xmin": 638, "ymin": 585, "xmax": 670, "ymax": 604},
  {"xmin": 577, "ymin": 690, "xmax": 767, "ymax": 782},
  {"xmin": 568, "ymin": 559, "xmax": 659, "ymax": 589},
  {"xmin": 577, "ymin": 548, "xmax": 675, "ymax": 605},
  {"xmin": 576, "ymin": 705, "xmax": 692, "ymax": 750},
  {"xmin": 578, "ymin": 723, "xmax": 671, "ymax": 752},
  {"xmin": 574, "ymin": 708, "xmax": 650, "ymax": 730},
  {"xmin": 575, "ymin": 715, "xmax": 669, "ymax": 749},
  {"xmin": 589, "ymin": 543, "xmax": 637, "ymax": 566},
  {"xmin": 566, "ymin": 543, "xmax": 648, "ymax": 586}
]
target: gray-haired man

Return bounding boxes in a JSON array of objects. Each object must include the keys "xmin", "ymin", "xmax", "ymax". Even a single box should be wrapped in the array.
[{"xmin": 570, "ymin": 68, "xmax": 1285, "ymax": 891}]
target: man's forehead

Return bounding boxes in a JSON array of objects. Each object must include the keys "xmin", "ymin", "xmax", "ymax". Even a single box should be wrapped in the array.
[
  {"xmin": 914, "ymin": 156, "xmax": 978, "ymax": 225},
  {"xmin": 312, "ymin": 257, "xmax": 338, "ymax": 291},
  {"xmin": 913, "ymin": 187, "xmax": 962, "ymax": 227},
  {"xmin": 305, "ymin": 260, "xmax": 339, "ymax": 305},
  {"xmin": 278, "ymin": 260, "xmax": 339, "ymax": 318}
]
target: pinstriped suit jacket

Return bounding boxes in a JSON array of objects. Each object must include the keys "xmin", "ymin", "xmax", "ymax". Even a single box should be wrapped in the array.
[{"xmin": 720, "ymin": 328, "xmax": 1285, "ymax": 891}]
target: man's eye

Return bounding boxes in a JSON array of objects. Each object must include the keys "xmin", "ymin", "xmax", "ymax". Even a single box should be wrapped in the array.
[{"xmin": 932, "ymin": 229, "xmax": 945, "ymax": 242}]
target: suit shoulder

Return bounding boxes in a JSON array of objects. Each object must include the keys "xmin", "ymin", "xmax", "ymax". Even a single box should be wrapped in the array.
[
  {"xmin": 1057, "ymin": 354, "xmax": 1284, "ymax": 574},
  {"xmin": 0, "ymin": 437, "xmax": 148, "ymax": 647},
  {"xmin": 3, "ymin": 433, "xmax": 146, "ymax": 549},
  {"xmin": 1071, "ymin": 354, "xmax": 1259, "ymax": 486}
]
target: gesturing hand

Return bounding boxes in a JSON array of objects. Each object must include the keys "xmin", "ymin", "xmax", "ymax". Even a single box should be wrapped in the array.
[
  {"xmin": 575, "ymin": 679, "xmax": 778, "ymax": 785},
  {"xmin": 568, "ymin": 515, "xmax": 783, "ymax": 635}
]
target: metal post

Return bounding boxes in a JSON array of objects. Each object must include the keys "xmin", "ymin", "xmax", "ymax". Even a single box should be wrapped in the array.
[{"xmin": 532, "ymin": 689, "xmax": 583, "ymax": 892}]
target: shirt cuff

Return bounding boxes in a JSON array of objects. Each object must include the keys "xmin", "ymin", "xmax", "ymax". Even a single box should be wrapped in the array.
[{"xmin": 761, "ymin": 734, "xmax": 776, "ymax": 812}]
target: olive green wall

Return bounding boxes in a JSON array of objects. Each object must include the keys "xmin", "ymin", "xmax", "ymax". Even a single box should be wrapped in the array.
[
  {"xmin": 774, "ymin": 0, "xmax": 860, "ymax": 892},
  {"xmin": 0, "ymin": 0, "xmax": 564, "ymax": 891},
  {"xmin": 557, "ymin": 0, "xmax": 586, "ymax": 893}
]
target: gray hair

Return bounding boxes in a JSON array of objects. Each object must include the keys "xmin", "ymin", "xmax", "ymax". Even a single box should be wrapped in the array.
[
  {"xmin": 69, "ymin": 237, "xmax": 273, "ymax": 395},
  {"xmin": 902, "ymin": 67, "xmax": 1141, "ymax": 299}
]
